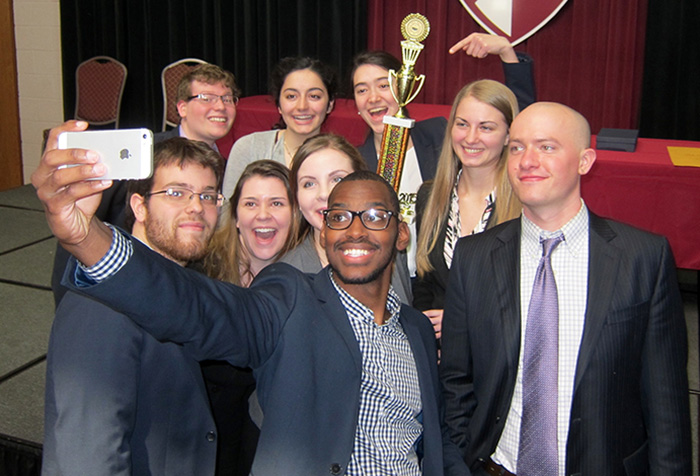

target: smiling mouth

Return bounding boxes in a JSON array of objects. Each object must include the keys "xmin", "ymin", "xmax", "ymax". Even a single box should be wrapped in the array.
[
  {"xmin": 293, "ymin": 114, "xmax": 314, "ymax": 121},
  {"xmin": 208, "ymin": 117, "xmax": 228, "ymax": 123},
  {"xmin": 462, "ymin": 147, "xmax": 483, "ymax": 154},
  {"xmin": 343, "ymin": 248, "xmax": 371, "ymax": 257},
  {"xmin": 368, "ymin": 107, "xmax": 387, "ymax": 118},
  {"xmin": 254, "ymin": 228, "xmax": 277, "ymax": 240}
]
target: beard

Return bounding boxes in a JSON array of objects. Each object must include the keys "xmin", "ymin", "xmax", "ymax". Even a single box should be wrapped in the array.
[{"xmin": 144, "ymin": 215, "xmax": 213, "ymax": 263}]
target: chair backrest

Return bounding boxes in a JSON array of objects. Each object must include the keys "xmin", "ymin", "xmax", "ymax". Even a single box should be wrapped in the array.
[
  {"xmin": 74, "ymin": 56, "xmax": 128, "ymax": 128},
  {"xmin": 161, "ymin": 58, "xmax": 208, "ymax": 131}
]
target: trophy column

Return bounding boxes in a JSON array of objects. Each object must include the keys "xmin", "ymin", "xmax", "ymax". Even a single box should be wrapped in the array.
[{"xmin": 376, "ymin": 13, "xmax": 430, "ymax": 191}]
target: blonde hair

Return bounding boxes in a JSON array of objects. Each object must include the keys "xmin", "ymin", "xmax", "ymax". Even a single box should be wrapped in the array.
[
  {"xmin": 202, "ymin": 160, "xmax": 299, "ymax": 286},
  {"xmin": 415, "ymin": 80, "xmax": 522, "ymax": 277}
]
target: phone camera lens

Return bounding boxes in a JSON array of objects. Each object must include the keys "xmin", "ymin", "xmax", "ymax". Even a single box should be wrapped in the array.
[{"xmin": 143, "ymin": 134, "xmax": 147, "ymax": 139}]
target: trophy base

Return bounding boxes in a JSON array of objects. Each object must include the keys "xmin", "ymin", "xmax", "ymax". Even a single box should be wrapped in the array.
[{"xmin": 383, "ymin": 115, "xmax": 416, "ymax": 129}]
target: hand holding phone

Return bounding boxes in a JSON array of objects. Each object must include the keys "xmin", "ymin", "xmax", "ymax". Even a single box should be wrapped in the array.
[{"xmin": 57, "ymin": 128, "xmax": 153, "ymax": 180}]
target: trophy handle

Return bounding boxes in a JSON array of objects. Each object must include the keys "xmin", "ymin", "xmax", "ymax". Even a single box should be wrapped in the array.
[
  {"xmin": 403, "ymin": 74, "xmax": 425, "ymax": 105},
  {"xmin": 388, "ymin": 69, "xmax": 401, "ymax": 106}
]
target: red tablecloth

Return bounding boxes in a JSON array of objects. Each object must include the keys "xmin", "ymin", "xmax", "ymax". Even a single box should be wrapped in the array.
[{"xmin": 582, "ymin": 137, "xmax": 700, "ymax": 270}]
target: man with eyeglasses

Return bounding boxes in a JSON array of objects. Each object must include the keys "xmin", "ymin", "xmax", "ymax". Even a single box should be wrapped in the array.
[
  {"xmin": 41, "ymin": 137, "xmax": 225, "ymax": 475},
  {"xmin": 33, "ymin": 121, "xmax": 469, "ymax": 475},
  {"xmin": 157, "ymin": 63, "xmax": 240, "ymax": 151}
]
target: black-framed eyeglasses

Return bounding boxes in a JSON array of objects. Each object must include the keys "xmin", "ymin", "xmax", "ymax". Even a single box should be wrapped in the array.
[
  {"xmin": 322, "ymin": 208, "xmax": 396, "ymax": 231},
  {"xmin": 187, "ymin": 93, "xmax": 239, "ymax": 106},
  {"xmin": 145, "ymin": 187, "xmax": 225, "ymax": 208}
]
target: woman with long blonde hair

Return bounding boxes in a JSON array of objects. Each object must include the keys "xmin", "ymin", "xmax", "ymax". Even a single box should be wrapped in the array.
[{"xmin": 414, "ymin": 80, "xmax": 522, "ymax": 336}]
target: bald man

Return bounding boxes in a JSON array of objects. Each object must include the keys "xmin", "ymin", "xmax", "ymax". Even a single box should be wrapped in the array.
[{"xmin": 440, "ymin": 102, "xmax": 691, "ymax": 476}]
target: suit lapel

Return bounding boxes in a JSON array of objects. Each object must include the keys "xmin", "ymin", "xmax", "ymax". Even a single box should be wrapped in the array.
[
  {"xmin": 573, "ymin": 214, "xmax": 619, "ymax": 392},
  {"xmin": 311, "ymin": 269, "xmax": 363, "ymax": 369},
  {"xmin": 492, "ymin": 220, "xmax": 523, "ymax": 376}
]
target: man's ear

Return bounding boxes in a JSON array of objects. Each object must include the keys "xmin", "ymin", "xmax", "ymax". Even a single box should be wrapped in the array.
[
  {"xmin": 176, "ymin": 100, "xmax": 188, "ymax": 119},
  {"xmin": 130, "ymin": 193, "xmax": 148, "ymax": 224},
  {"xmin": 395, "ymin": 220, "xmax": 410, "ymax": 252},
  {"xmin": 578, "ymin": 148, "xmax": 597, "ymax": 176}
]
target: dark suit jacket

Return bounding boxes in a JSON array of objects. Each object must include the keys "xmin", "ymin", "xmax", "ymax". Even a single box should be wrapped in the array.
[
  {"xmin": 440, "ymin": 214, "xmax": 691, "ymax": 476},
  {"xmin": 357, "ymin": 53, "xmax": 536, "ymax": 180},
  {"xmin": 42, "ymin": 291, "xmax": 217, "ymax": 475},
  {"xmin": 411, "ymin": 180, "xmax": 497, "ymax": 311},
  {"xmin": 64, "ymin": 238, "xmax": 468, "ymax": 476}
]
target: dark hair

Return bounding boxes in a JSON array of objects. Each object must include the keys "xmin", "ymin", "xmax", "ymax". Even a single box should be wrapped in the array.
[
  {"xmin": 123, "ymin": 137, "xmax": 224, "ymax": 231},
  {"xmin": 176, "ymin": 63, "xmax": 241, "ymax": 102},
  {"xmin": 333, "ymin": 170, "xmax": 400, "ymax": 214},
  {"xmin": 202, "ymin": 160, "xmax": 298, "ymax": 284},
  {"xmin": 348, "ymin": 50, "xmax": 402, "ymax": 96},
  {"xmin": 269, "ymin": 56, "xmax": 338, "ymax": 107}
]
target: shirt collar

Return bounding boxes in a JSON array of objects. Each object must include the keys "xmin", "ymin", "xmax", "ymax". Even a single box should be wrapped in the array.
[
  {"xmin": 328, "ymin": 269, "xmax": 402, "ymax": 327},
  {"xmin": 521, "ymin": 199, "xmax": 589, "ymax": 259}
]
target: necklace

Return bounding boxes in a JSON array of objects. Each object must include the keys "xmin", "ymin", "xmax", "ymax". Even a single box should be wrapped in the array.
[{"xmin": 283, "ymin": 131, "xmax": 299, "ymax": 160}]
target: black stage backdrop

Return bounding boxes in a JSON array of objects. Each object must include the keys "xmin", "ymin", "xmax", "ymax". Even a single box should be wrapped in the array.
[
  {"xmin": 59, "ymin": 0, "xmax": 367, "ymax": 131},
  {"xmin": 60, "ymin": 0, "xmax": 698, "ymax": 141},
  {"xmin": 639, "ymin": 0, "xmax": 700, "ymax": 141}
]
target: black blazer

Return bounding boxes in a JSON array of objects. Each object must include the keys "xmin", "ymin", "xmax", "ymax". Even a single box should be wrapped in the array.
[{"xmin": 440, "ymin": 214, "xmax": 691, "ymax": 475}]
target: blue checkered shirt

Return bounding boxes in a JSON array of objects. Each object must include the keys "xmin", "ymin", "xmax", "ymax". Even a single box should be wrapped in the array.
[{"xmin": 330, "ymin": 272, "xmax": 423, "ymax": 475}]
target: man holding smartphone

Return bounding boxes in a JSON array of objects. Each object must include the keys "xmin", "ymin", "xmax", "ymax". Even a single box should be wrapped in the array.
[{"xmin": 42, "ymin": 137, "xmax": 225, "ymax": 475}]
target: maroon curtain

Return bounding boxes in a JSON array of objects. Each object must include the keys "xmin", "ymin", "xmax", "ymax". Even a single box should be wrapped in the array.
[{"xmin": 367, "ymin": 0, "xmax": 647, "ymax": 134}]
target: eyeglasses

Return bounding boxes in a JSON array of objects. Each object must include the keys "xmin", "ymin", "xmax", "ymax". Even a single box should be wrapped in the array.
[
  {"xmin": 323, "ymin": 208, "xmax": 396, "ymax": 231},
  {"xmin": 146, "ymin": 187, "xmax": 225, "ymax": 208},
  {"xmin": 187, "ymin": 93, "xmax": 238, "ymax": 106}
]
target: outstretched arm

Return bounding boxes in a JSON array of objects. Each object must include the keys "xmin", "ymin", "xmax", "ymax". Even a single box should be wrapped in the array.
[
  {"xmin": 449, "ymin": 33, "xmax": 518, "ymax": 63},
  {"xmin": 31, "ymin": 121, "xmax": 115, "ymax": 266}
]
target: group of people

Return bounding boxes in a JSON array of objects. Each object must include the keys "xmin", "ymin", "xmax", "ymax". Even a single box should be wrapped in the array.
[{"xmin": 36, "ymin": 31, "xmax": 690, "ymax": 476}]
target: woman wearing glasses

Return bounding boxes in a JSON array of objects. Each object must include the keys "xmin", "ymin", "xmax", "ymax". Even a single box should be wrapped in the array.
[
  {"xmin": 280, "ymin": 133, "xmax": 412, "ymax": 304},
  {"xmin": 222, "ymin": 57, "xmax": 338, "ymax": 199}
]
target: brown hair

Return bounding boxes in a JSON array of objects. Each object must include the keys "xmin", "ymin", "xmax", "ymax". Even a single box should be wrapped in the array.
[
  {"xmin": 202, "ymin": 160, "xmax": 298, "ymax": 286},
  {"xmin": 124, "ymin": 137, "xmax": 224, "ymax": 231},
  {"xmin": 289, "ymin": 133, "xmax": 368, "ymax": 242},
  {"xmin": 176, "ymin": 63, "xmax": 241, "ymax": 102}
]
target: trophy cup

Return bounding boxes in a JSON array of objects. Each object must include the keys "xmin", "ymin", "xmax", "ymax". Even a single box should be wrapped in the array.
[{"xmin": 376, "ymin": 13, "xmax": 430, "ymax": 191}]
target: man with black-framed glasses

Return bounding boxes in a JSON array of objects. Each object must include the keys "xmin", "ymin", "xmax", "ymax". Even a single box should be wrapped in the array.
[
  {"xmin": 34, "ymin": 123, "xmax": 470, "ymax": 475},
  {"xmin": 42, "ymin": 137, "xmax": 225, "ymax": 475}
]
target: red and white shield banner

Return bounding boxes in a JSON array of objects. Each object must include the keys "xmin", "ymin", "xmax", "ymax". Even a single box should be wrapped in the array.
[{"xmin": 459, "ymin": 0, "xmax": 567, "ymax": 46}]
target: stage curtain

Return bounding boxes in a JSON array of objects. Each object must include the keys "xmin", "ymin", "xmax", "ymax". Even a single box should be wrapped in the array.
[
  {"xmin": 367, "ymin": 0, "xmax": 647, "ymax": 135},
  {"xmin": 639, "ymin": 0, "xmax": 700, "ymax": 141},
  {"xmin": 60, "ymin": 0, "xmax": 367, "ymax": 131}
]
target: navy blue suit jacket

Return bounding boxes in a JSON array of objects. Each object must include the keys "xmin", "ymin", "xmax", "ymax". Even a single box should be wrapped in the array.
[
  {"xmin": 42, "ymin": 291, "xmax": 216, "ymax": 475},
  {"xmin": 65, "ymin": 238, "xmax": 469, "ymax": 476},
  {"xmin": 440, "ymin": 214, "xmax": 691, "ymax": 475}
]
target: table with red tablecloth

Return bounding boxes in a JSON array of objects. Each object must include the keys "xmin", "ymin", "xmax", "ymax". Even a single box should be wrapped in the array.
[{"xmin": 582, "ymin": 137, "xmax": 700, "ymax": 270}]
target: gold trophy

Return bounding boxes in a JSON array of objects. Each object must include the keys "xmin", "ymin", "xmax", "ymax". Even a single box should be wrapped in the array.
[{"xmin": 377, "ymin": 13, "xmax": 430, "ymax": 191}]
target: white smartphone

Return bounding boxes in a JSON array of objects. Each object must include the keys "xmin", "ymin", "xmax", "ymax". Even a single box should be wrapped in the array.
[{"xmin": 57, "ymin": 128, "xmax": 154, "ymax": 180}]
